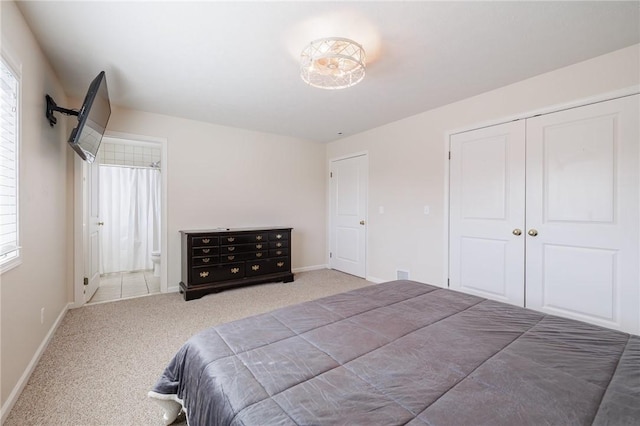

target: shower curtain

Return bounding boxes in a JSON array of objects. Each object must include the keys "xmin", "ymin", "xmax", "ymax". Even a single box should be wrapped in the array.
[{"xmin": 99, "ymin": 165, "xmax": 161, "ymax": 274}]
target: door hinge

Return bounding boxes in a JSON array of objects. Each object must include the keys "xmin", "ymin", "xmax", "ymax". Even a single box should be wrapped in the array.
[
  {"xmin": 447, "ymin": 278, "xmax": 450, "ymax": 287},
  {"xmin": 330, "ymin": 172, "xmax": 333, "ymax": 178},
  {"xmin": 448, "ymin": 151, "xmax": 451, "ymax": 160},
  {"xmin": 329, "ymin": 252, "xmax": 332, "ymax": 258},
  {"xmin": 83, "ymin": 277, "xmax": 89, "ymax": 286}
]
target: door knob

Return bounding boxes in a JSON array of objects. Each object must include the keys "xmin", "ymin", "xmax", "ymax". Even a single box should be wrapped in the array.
[
  {"xmin": 528, "ymin": 229, "xmax": 538, "ymax": 237},
  {"xmin": 512, "ymin": 229, "xmax": 522, "ymax": 236},
  {"xmin": 98, "ymin": 222, "xmax": 104, "ymax": 226},
  {"xmin": 359, "ymin": 220, "xmax": 365, "ymax": 225}
]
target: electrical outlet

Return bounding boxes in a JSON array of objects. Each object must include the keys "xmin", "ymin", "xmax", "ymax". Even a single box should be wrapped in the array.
[
  {"xmin": 40, "ymin": 307, "xmax": 45, "ymax": 324},
  {"xmin": 423, "ymin": 205, "xmax": 430, "ymax": 215}
]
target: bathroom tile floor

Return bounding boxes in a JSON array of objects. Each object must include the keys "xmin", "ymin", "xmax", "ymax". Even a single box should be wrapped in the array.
[{"xmin": 88, "ymin": 270, "xmax": 160, "ymax": 304}]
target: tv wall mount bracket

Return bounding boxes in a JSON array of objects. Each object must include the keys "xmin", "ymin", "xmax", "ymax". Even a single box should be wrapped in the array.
[{"xmin": 45, "ymin": 94, "xmax": 79, "ymax": 127}]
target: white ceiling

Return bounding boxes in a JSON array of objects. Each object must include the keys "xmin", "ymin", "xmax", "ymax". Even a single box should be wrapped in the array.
[{"xmin": 16, "ymin": 1, "xmax": 640, "ymax": 143}]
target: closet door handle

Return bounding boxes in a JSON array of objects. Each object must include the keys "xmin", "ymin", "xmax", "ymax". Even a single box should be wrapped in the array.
[
  {"xmin": 528, "ymin": 229, "xmax": 538, "ymax": 237},
  {"xmin": 512, "ymin": 229, "xmax": 522, "ymax": 236}
]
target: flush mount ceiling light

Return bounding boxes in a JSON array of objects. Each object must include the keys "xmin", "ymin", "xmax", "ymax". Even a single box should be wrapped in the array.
[{"xmin": 300, "ymin": 37, "xmax": 366, "ymax": 90}]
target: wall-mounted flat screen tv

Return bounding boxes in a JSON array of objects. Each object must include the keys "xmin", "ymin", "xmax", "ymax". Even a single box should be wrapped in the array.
[{"xmin": 68, "ymin": 71, "xmax": 111, "ymax": 163}]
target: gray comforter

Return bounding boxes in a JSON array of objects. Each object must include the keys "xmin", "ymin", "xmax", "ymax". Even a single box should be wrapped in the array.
[{"xmin": 150, "ymin": 280, "xmax": 639, "ymax": 425}]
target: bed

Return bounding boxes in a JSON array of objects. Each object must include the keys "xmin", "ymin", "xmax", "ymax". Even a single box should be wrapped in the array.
[{"xmin": 149, "ymin": 280, "xmax": 639, "ymax": 425}]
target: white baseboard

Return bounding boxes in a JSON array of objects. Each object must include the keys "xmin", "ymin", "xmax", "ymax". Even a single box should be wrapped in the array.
[
  {"xmin": 293, "ymin": 267, "xmax": 387, "ymax": 284},
  {"xmin": 292, "ymin": 264, "xmax": 328, "ymax": 273},
  {"xmin": 167, "ymin": 285, "xmax": 180, "ymax": 293},
  {"xmin": 1, "ymin": 302, "xmax": 71, "ymax": 424}
]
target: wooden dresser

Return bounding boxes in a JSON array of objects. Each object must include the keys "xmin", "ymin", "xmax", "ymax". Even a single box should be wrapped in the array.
[{"xmin": 179, "ymin": 227, "xmax": 294, "ymax": 300}]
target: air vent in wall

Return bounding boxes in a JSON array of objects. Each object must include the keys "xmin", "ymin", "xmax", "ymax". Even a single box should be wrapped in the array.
[{"xmin": 396, "ymin": 270, "xmax": 409, "ymax": 280}]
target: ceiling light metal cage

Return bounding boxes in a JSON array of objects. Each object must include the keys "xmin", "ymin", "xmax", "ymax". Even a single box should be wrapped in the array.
[{"xmin": 300, "ymin": 37, "xmax": 366, "ymax": 90}]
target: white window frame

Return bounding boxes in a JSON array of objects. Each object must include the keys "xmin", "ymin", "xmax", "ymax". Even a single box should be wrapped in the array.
[{"xmin": 0, "ymin": 51, "xmax": 22, "ymax": 274}]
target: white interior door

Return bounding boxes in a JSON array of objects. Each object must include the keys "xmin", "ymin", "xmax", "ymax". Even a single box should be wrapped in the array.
[
  {"xmin": 525, "ymin": 95, "xmax": 639, "ymax": 333},
  {"xmin": 330, "ymin": 154, "xmax": 367, "ymax": 278},
  {"xmin": 449, "ymin": 121, "xmax": 526, "ymax": 306},
  {"xmin": 84, "ymin": 159, "xmax": 101, "ymax": 302}
]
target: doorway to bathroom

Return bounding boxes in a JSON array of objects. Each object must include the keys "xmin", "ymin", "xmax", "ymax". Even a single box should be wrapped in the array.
[{"xmin": 87, "ymin": 136, "xmax": 163, "ymax": 304}]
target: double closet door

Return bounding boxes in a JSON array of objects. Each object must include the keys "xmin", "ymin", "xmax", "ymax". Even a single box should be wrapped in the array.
[{"xmin": 449, "ymin": 95, "xmax": 639, "ymax": 334}]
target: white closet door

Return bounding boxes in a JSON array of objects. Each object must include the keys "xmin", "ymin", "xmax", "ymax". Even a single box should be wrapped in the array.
[
  {"xmin": 449, "ymin": 121, "xmax": 526, "ymax": 306},
  {"xmin": 526, "ymin": 95, "xmax": 639, "ymax": 334}
]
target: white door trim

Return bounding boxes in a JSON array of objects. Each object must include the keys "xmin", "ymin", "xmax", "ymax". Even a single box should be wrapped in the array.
[
  {"xmin": 72, "ymin": 154, "xmax": 85, "ymax": 308},
  {"xmin": 443, "ymin": 85, "xmax": 640, "ymax": 288},
  {"xmin": 72, "ymin": 131, "xmax": 169, "ymax": 308}
]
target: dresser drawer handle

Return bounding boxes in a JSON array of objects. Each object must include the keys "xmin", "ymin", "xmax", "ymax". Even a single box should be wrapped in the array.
[
  {"xmin": 202, "ymin": 248, "xmax": 210, "ymax": 254},
  {"xmin": 227, "ymin": 255, "xmax": 235, "ymax": 261},
  {"xmin": 199, "ymin": 271, "xmax": 209, "ymax": 278},
  {"xmin": 227, "ymin": 237, "xmax": 235, "ymax": 242},
  {"xmin": 202, "ymin": 258, "xmax": 210, "ymax": 263},
  {"xmin": 256, "ymin": 235, "xmax": 263, "ymax": 241},
  {"xmin": 276, "ymin": 250, "xmax": 282, "ymax": 255},
  {"xmin": 256, "ymin": 244, "xmax": 263, "ymax": 249},
  {"xmin": 228, "ymin": 247, "xmax": 235, "ymax": 252},
  {"xmin": 277, "ymin": 262, "xmax": 284, "ymax": 267},
  {"xmin": 276, "ymin": 242, "xmax": 282, "ymax": 247},
  {"xmin": 251, "ymin": 265, "xmax": 260, "ymax": 271},
  {"xmin": 256, "ymin": 252, "xmax": 263, "ymax": 257},
  {"xmin": 231, "ymin": 267, "xmax": 240, "ymax": 274},
  {"xmin": 202, "ymin": 238, "xmax": 210, "ymax": 244},
  {"xmin": 276, "ymin": 234, "xmax": 282, "ymax": 239}
]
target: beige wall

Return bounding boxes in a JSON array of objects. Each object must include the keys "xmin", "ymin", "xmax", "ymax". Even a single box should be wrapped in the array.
[
  {"xmin": 0, "ymin": 0, "xmax": 71, "ymax": 411},
  {"xmin": 327, "ymin": 44, "xmax": 640, "ymax": 285},
  {"xmin": 106, "ymin": 108, "xmax": 327, "ymax": 290}
]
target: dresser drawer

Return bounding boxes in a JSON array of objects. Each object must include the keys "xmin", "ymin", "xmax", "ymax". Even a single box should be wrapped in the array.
[
  {"xmin": 220, "ymin": 243, "xmax": 260, "ymax": 254},
  {"xmin": 269, "ymin": 240, "xmax": 289, "ymax": 249},
  {"xmin": 191, "ymin": 263, "xmax": 244, "ymax": 284},
  {"xmin": 269, "ymin": 248, "xmax": 289, "ymax": 257},
  {"xmin": 192, "ymin": 255, "xmax": 218, "ymax": 266},
  {"xmin": 193, "ymin": 247, "xmax": 219, "ymax": 256},
  {"xmin": 192, "ymin": 236, "xmax": 218, "ymax": 247},
  {"xmin": 220, "ymin": 251, "xmax": 268, "ymax": 263},
  {"xmin": 269, "ymin": 232, "xmax": 289, "ymax": 241},
  {"xmin": 220, "ymin": 233, "xmax": 269, "ymax": 244},
  {"xmin": 272, "ymin": 256, "xmax": 291, "ymax": 272},
  {"xmin": 245, "ymin": 257, "xmax": 290, "ymax": 277},
  {"xmin": 251, "ymin": 242, "xmax": 267, "ymax": 251},
  {"xmin": 223, "ymin": 242, "xmax": 268, "ymax": 251}
]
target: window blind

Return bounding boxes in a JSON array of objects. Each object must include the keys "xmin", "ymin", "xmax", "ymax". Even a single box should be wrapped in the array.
[{"xmin": 0, "ymin": 58, "xmax": 19, "ymax": 264}]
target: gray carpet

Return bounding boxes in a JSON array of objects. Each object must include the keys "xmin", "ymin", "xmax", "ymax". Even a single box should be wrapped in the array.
[{"xmin": 5, "ymin": 269, "xmax": 372, "ymax": 426}]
